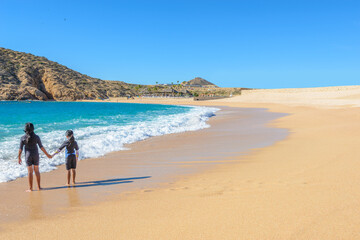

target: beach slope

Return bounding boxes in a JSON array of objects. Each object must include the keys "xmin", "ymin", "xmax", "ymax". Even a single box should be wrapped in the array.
[{"xmin": 2, "ymin": 86, "xmax": 360, "ymax": 239}]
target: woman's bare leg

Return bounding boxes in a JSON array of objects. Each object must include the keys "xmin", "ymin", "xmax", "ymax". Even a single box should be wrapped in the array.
[
  {"xmin": 26, "ymin": 166, "xmax": 33, "ymax": 192},
  {"xmin": 71, "ymin": 169, "xmax": 76, "ymax": 184},
  {"xmin": 67, "ymin": 170, "xmax": 71, "ymax": 186},
  {"xmin": 33, "ymin": 165, "xmax": 41, "ymax": 190}
]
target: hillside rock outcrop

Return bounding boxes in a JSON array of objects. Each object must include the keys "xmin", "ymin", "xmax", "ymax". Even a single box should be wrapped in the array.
[{"xmin": 0, "ymin": 47, "xmax": 133, "ymax": 100}]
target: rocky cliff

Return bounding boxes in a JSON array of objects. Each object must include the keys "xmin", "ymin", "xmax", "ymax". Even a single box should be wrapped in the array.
[{"xmin": 0, "ymin": 47, "xmax": 133, "ymax": 100}]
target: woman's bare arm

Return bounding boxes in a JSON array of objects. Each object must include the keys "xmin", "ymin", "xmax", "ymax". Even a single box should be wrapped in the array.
[
  {"xmin": 18, "ymin": 149, "xmax": 22, "ymax": 164},
  {"xmin": 40, "ymin": 147, "xmax": 52, "ymax": 159}
]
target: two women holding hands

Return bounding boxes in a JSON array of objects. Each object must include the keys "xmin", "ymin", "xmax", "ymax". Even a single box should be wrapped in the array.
[{"xmin": 18, "ymin": 123, "xmax": 79, "ymax": 192}]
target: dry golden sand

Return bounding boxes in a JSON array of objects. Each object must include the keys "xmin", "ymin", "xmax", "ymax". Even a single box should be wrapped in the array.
[{"xmin": 2, "ymin": 86, "xmax": 360, "ymax": 239}]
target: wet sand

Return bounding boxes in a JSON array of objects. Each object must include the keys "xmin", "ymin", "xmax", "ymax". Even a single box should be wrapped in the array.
[
  {"xmin": 0, "ymin": 106, "xmax": 286, "ymax": 224},
  {"xmin": 2, "ymin": 85, "xmax": 360, "ymax": 239}
]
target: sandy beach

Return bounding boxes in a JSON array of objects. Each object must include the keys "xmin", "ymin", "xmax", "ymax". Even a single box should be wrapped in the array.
[{"xmin": 2, "ymin": 85, "xmax": 360, "ymax": 239}]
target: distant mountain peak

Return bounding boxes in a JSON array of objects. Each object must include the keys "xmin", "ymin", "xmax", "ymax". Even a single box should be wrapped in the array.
[{"xmin": 183, "ymin": 77, "xmax": 218, "ymax": 87}]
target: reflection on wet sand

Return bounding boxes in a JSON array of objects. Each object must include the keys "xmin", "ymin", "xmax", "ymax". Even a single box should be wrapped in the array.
[
  {"xmin": 28, "ymin": 191, "xmax": 44, "ymax": 220},
  {"xmin": 67, "ymin": 187, "xmax": 81, "ymax": 208}
]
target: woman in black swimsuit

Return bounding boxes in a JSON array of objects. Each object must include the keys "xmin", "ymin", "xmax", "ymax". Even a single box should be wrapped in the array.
[{"xmin": 18, "ymin": 123, "xmax": 52, "ymax": 192}]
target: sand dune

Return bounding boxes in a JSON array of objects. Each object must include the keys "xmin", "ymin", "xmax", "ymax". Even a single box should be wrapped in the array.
[{"xmin": 227, "ymin": 85, "xmax": 360, "ymax": 107}]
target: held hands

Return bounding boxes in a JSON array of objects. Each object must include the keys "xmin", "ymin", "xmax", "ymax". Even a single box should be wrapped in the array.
[{"xmin": 40, "ymin": 147, "xmax": 53, "ymax": 159}]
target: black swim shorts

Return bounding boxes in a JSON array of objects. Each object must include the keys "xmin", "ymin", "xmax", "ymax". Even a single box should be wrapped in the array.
[
  {"xmin": 66, "ymin": 155, "xmax": 77, "ymax": 170},
  {"xmin": 25, "ymin": 152, "xmax": 39, "ymax": 166}
]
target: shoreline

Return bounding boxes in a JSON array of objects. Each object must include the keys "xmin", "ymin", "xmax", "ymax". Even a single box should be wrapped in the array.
[
  {"xmin": 0, "ymin": 105, "xmax": 286, "ymax": 226},
  {"xmin": 2, "ymin": 85, "xmax": 360, "ymax": 239},
  {"xmin": 0, "ymin": 102, "xmax": 218, "ymax": 183}
]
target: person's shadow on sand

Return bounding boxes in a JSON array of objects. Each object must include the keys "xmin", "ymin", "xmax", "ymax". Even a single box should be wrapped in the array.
[{"xmin": 42, "ymin": 176, "xmax": 151, "ymax": 190}]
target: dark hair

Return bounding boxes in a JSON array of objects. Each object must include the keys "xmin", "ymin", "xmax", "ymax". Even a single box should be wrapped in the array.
[
  {"xmin": 24, "ymin": 123, "xmax": 35, "ymax": 144},
  {"xmin": 65, "ymin": 130, "xmax": 73, "ymax": 137},
  {"xmin": 66, "ymin": 130, "xmax": 75, "ymax": 142}
]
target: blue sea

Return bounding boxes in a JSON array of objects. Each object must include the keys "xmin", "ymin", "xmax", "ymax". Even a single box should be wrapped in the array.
[{"xmin": 0, "ymin": 101, "xmax": 218, "ymax": 182}]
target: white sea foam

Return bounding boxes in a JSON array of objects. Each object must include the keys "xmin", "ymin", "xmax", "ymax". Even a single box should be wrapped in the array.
[{"xmin": 0, "ymin": 106, "xmax": 219, "ymax": 182}]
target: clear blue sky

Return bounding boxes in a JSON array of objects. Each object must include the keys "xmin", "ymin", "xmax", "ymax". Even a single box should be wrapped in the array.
[{"xmin": 1, "ymin": 0, "xmax": 359, "ymax": 88}]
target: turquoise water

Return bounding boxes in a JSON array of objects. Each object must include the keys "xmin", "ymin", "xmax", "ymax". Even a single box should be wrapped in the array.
[{"xmin": 0, "ymin": 101, "xmax": 218, "ymax": 182}]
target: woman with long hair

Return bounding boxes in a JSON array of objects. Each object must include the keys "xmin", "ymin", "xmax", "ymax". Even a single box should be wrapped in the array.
[{"xmin": 18, "ymin": 123, "xmax": 52, "ymax": 192}]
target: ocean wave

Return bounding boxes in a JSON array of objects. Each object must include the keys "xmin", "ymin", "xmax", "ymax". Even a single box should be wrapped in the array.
[{"xmin": 0, "ymin": 106, "xmax": 218, "ymax": 182}]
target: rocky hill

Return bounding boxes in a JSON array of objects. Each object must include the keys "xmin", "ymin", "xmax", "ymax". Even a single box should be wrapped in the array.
[
  {"xmin": 0, "ymin": 47, "xmax": 133, "ymax": 100},
  {"xmin": 183, "ymin": 77, "xmax": 218, "ymax": 87}
]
